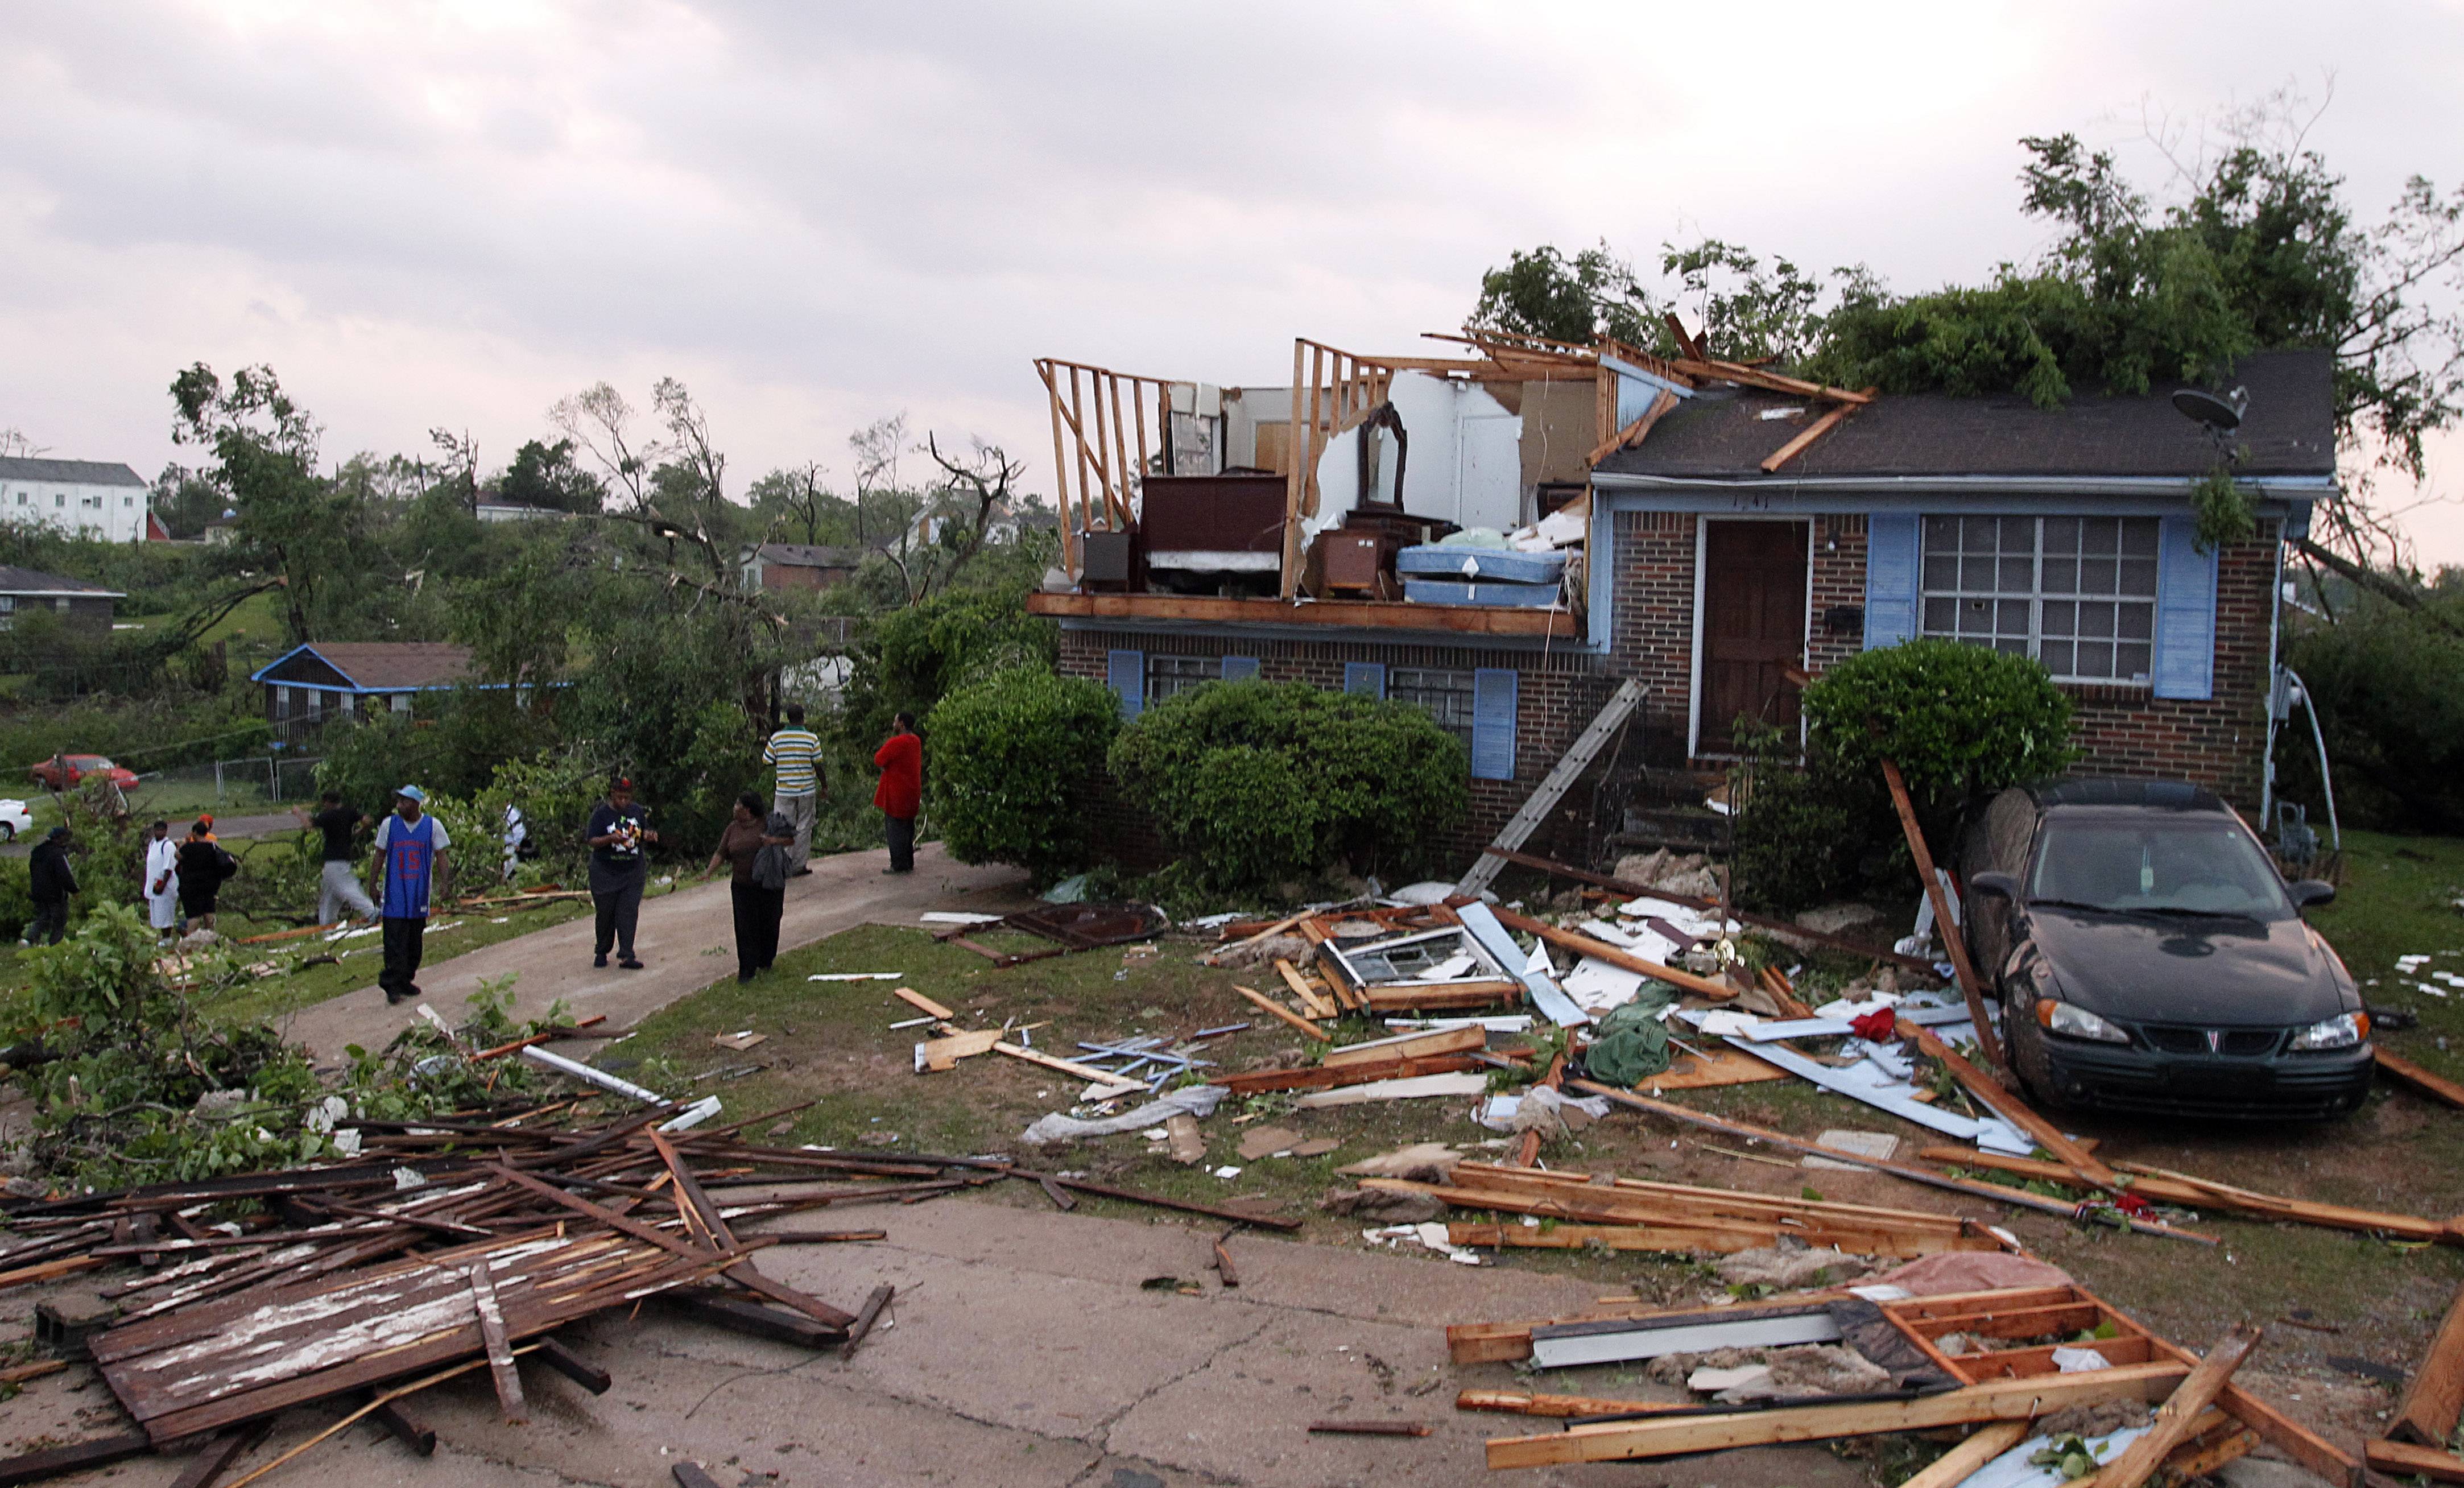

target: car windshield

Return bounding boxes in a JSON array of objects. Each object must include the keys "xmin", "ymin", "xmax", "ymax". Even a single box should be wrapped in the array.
[{"xmin": 2028, "ymin": 817, "xmax": 2292, "ymax": 921}]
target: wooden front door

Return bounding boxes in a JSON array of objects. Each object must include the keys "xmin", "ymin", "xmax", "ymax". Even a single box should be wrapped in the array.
[{"xmin": 1698, "ymin": 521, "xmax": 1809, "ymax": 755}]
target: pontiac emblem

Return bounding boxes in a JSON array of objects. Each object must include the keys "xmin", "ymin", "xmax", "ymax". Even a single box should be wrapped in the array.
[{"xmin": 2206, "ymin": 1030, "xmax": 2222, "ymax": 1053}]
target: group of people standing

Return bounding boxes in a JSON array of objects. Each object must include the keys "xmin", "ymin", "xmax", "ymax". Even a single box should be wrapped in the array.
[{"xmin": 18, "ymin": 708, "xmax": 925, "ymax": 997}]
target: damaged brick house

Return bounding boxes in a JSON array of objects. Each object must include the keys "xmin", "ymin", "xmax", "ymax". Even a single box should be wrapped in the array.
[{"xmin": 1026, "ymin": 330, "xmax": 2331, "ymax": 869}]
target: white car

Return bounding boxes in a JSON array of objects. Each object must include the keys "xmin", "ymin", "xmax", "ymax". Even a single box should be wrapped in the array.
[{"xmin": 0, "ymin": 800, "xmax": 32, "ymax": 843}]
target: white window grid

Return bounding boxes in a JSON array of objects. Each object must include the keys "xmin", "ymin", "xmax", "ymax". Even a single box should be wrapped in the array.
[
  {"xmin": 1389, "ymin": 667, "xmax": 1477, "ymax": 745},
  {"xmin": 1145, "ymin": 654, "xmax": 1221, "ymax": 704},
  {"xmin": 1919, "ymin": 516, "xmax": 2159, "ymax": 684}
]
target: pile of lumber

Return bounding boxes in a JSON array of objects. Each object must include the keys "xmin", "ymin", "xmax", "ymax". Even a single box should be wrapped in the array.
[
  {"xmin": 1461, "ymin": 1283, "xmax": 2353, "ymax": 1486},
  {"xmin": 0, "ymin": 1097, "xmax": 1303, "ymax": 1487},
  {"xmin": 1366, "ymin": 1159, "xmax": 2007, "ymax": 1260},
  {"xmin": 1209, "ymin": 903, "xmax": 1529, "ymax": 1016}
]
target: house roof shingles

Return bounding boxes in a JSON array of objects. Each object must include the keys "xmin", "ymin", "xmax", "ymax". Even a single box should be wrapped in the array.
[
  {"xmin": 0, "ymin": 565, "xmax": 122, "ymax": 598},
  {"xmin": 276, "ymin": 643, "xmax": 475, "ymax": 691},
  {"xmin": 1595, "ymin": 349, "xmax": 2337, "ymax": 483},
  {"xmin": 0, "ymin": 458, "xmax": 148, "ymax": 487}
]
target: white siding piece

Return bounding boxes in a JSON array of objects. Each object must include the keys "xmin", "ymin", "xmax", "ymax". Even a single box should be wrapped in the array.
[
  {"xmin": 1529, "ymin": 1311, "xmax": 1842, "ymax": 1370},
  {"xmin": 1564, "ymin": 957, "xmax": 1648, "ymax": 1012},
  {"xmin": 1724, "ymin": 1036, "xmax": 1993, "ymax": 1141},
  {"xmin": 1457, "ymin": 901, "xmax": 1590, "ymax": 1027},
  {"xmin": 1293, "ymin": 1072, "xmax": 1489, "ymax": 1107}
]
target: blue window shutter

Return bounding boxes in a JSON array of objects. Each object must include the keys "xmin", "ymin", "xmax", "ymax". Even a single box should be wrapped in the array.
[
  {"xmin": 1343, "ymin": 662, "xmax": 1386, "ymax": 698},
  {"xmin": 2152, "ymin": 516, "xmax": 2218, "ymax": 700},
  {"xmin": 1221, "ymin": 655, "xmax": 1260, "ymax": 682},
  {"xmin": 1471, "ymin": 668, "xmax": 1518, "ymax": 781},
  {"xmin": 1106, "ymin": 648, "xmax": 1144, "ymax": 719},
  {"xmin": 1864, "ymin": 513, "xmax": 1919, "ymax": 649}
]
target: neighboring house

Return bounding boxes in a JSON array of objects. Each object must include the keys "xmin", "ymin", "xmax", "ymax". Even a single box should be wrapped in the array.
[
  {"xmin": 0, "ymin": 565, "xmax": 122, "ymax": 640},
  {"xmin": 0, "ymin": 458, "xmax": 153, "ymax": 543},
  {"xmin": 249, "ymin": 642, "xmax": 477, "ymax": 739},
  {"xmin": 1026, "ymin": 333, "xmax": 2329, "ymax": 866},
  {"xmin": 741, "ymin": 543, "xmax": 865, "ymax": 592}
]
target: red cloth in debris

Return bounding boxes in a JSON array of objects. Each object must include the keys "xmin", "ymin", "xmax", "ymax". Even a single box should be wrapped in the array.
[
  {"xmin": 873, "ymin": 732, "xmax": 921, "ymax": 819},
  {"xmin": 1849, "ymin": 1007, "xmax": 1899, "ymax": 1041}
]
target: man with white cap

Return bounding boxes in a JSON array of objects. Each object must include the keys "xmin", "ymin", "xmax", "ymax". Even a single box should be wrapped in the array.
[{"xmin": 367, "ymin": 785, "xmax": 451, "ymax": 1005}]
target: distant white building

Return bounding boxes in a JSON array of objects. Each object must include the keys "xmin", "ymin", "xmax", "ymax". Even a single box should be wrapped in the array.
[{"xmin": 0, "ymin": 458, "xmax": 155, "ymax": 543}]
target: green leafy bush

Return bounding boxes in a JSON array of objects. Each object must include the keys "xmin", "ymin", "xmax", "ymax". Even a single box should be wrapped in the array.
[
  {"xmin": 2280, "ymin": 601, "xmax": 2464, "ymax": 833},
  {"xmin": 925, "ymin": 669, "xmax": 1118, "ymax": 882},
  {"xmin": 841, "ymin": 580, "xmax": 1057, "ymax": 747},
  {"xmin": 0, "ymin": 857, "xmax": 28, "ymax": 941},
  {"xmin": 1107, "ymin": 680, "xmax": 1468, "ymax": 894},
  {"xmin": 1734, "ymin": 640, "xmax": 2076, "ymax": 911}
]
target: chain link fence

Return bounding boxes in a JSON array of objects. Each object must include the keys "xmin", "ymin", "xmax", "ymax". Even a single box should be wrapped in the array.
[{"xmin": 130, "ymin": 755, "xmax": 324, "ymax": 817}]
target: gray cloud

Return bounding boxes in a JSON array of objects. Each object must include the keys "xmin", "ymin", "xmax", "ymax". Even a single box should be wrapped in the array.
[{"xmin": 0, "ymin": 1, "xmax": 2457, "ymax": 551}]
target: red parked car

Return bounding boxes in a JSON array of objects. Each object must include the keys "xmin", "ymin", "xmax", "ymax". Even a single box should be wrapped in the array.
[{"xmin": 27, "ymin": 754, "xmax": 139, "ymax": 791}]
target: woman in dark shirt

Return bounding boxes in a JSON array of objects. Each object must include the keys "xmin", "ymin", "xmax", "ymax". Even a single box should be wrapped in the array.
[{"xmin": 706, "ymin": 792, "xmax": 793, "ymax": 983}]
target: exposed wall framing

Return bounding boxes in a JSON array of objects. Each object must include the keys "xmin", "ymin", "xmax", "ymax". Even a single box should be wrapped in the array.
[{"xmin": 1033, "ymin": 357, "xmax": 1176, "ymax": 580}]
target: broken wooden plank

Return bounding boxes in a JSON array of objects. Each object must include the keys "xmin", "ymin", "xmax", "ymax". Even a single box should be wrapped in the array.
[
  {"xmin": 1486, "ymin": 1359, "xmax": 2189, "ymax": 1469},
  {"xmin": 1896, "ymin": 1016, "xmax": 2119, "ymax": 1192},
  {"xmin": 1490, "ymin": 910, "xmax": 1733, "ymax": 1002},
  {"xmin": 1322, "ymin": 1026, "xmax": 1485, "ymax": 1067},
  {"xmin": 1759, "ymin": 393, "xmax": 1870, "ymax": 473},
  {"xmin": 993, "ymin": 1042, "xmax": 1144, "ymax": 1095},
  {"xmin": 1210, "ymin": 1052, "xmax": 1482, "ymax": 1094},
  {"xmin": 916, "ymin": 1027, "xmax": 1002, "ymax": 1071},
  {"xmin": 754, "ymin": 1229, "xmax": 888, "ymax": 1244},
  {"xmin": 1233, "ymin": 983, "xmax": 1332, "ymax": 1042},
  {"xmin": 2367, "ymin": 1439, "xmax": 2464, "ymax": 1483},
  {"xmin": 1566, "ymin": 1081, "xmax": 2218, "ymax": 1245},
  {"xmin": 1295, "ymin": 1072, "xmax": 1487, "ymax": 1108},
  {"xmin": 1212, "ymin": 1231, "xmax": 1240, "ymax": 1288},
  {"xmin": 890, "ymin": 986, "xmax": 956, "ymax": 1020},
  {"xmin": 1918, "ymin": 1146, "xmax": 2454, "ymax": 1245},
  {"xmin": 1639, "ymin": 1047, "xmax": 1788, "ymax": 1093},
  {"xmin": 1278, "ymin": 958, "xmax": 1340, "ymax": 1019},
  {"xmin": 2392, "ymin": 1279, "xmax": 2464, "ymax": 1445},
  {"xmin": 369, "ymin": 1398, "xmax": 436, "ymax": 1456},
  {"xmin": 658, "ymin": 1289, "xmax": 843, "ymax": 1348},
  {"xmin": 0, "ymin": 1432, "xmax": 154, "ymax": 1487},
  {"xmin": 1456, "ymin": 1388, "xmax": 1692, "ymax": 1419},
  {"xmin": 1895, "ymin": 1421, "xmax": 2032, "ymax": 1488},
  {"xmin": 2378, "ymin": 1049, "xmax": 2464, "ymax": 1111},
  {"xmin": 169, "ymin": 1423, "xmax": 272, "ymax": 1488},
  {"xmin": 533, "ymin": 1336, "xmax": 612, "ymax": 1395},
  {"xmin": 469, "ymin": 1262, "xmax": 527, "ymax": 1423},
  {"xmin": 2087, "ymin": 1325, "xmax": 2262, "ymax": 1488},
  {"xmin": 1880, "ymin": 758, "xmax": 2002, "ymax": 1065},
  {"xmin": 840, "ymin": 1284, "xmax": 895, "ymax": 1357}
]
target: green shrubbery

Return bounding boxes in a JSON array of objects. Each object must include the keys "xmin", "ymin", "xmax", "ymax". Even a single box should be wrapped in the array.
[
  {"xmin": 1108, "ymin": 680, "xmax": 1467, "ymax": 894},
  {"xmin": 925, "ymin": 669, "xmax": 1118, "ymax": 883},
  {"xmin": 2280, "ymin": 601, "xmax": 2464, "ymax": 833},
  {"xmin": 1734, "ymin": 640, "xmax": 2077, "ymax": 911}
]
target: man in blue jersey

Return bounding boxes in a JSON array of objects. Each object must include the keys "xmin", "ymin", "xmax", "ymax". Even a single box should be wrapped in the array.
[
  {"xmin": 367, "ymin": 785, "xmax": 452, "ymax": 1005},
  {"xmin": 763, "ymin": 704, "xmax": 823, "ymax": 877}
]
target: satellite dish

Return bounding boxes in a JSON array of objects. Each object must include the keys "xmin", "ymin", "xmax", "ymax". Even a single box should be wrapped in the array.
[{"xmin": 2171, "ymin": 385, "xmax": 2248, "ymax": 432}]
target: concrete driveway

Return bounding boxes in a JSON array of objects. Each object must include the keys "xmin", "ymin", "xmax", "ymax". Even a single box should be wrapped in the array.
[{"xmin": 281, "ymin": 842, "xmax": 1029, "ymax": 1063}]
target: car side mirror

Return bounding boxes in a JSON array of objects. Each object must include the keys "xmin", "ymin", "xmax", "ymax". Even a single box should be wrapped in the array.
[
  {"xmin": 2289, "ymin": 879, "xmax": 2336, "ymax": 908},
  {"xmin": 1970, "ymin": 871, "xmax": 2020, "ymax": 900}
]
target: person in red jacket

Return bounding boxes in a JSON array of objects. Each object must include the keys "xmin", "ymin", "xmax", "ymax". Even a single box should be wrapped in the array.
[{"xmin": 873, "ymin": 712, "xmax": 922, "ymax": 874}]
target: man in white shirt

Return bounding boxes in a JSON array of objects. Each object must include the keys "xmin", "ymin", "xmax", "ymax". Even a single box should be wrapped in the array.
[{"xmin": 142, "ymin": 819, "xmax": 180, "ymax": 943}]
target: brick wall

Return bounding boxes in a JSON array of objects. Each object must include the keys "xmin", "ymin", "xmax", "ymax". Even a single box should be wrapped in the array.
[
  {"xmin": 1605, "ymin": 503, "xmax": 2280, "ymax": 809},
  {"xmin": 1806, "ymin": 514, "xmax": 1868, "ymax": 675},
  {"xmin": 1609, "ymin": 510, "xmax": 1696, "ymax": 766},
  {"xmin": 1056, "ymin": 627, "xmax": 1614, "ymax": 875}
]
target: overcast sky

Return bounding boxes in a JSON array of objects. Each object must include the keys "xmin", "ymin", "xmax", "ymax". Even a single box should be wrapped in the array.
[{"xmin": 5, "ymin": 2, "xmax": 2461, "ymax": 557}]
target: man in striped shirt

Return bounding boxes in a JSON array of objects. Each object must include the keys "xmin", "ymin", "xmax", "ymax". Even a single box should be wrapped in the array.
[{"xmin": 763, "ymin": 704, "xmax": 823, "ymax": 876}]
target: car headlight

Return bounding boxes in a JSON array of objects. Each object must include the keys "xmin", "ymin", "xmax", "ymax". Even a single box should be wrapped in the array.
[
  {"xmin": 2036, "ymin": 999, "xmax": 2130, "ymax": 1044},
  {"xmin": 2289, "ymin": 1011, "xmax": 2369, "ymax": 1051}
]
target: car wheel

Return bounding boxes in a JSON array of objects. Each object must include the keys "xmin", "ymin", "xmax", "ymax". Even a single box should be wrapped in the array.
[{"xmin": 0, "ymin": 824, "xmax": 12, "ymax": 843}]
